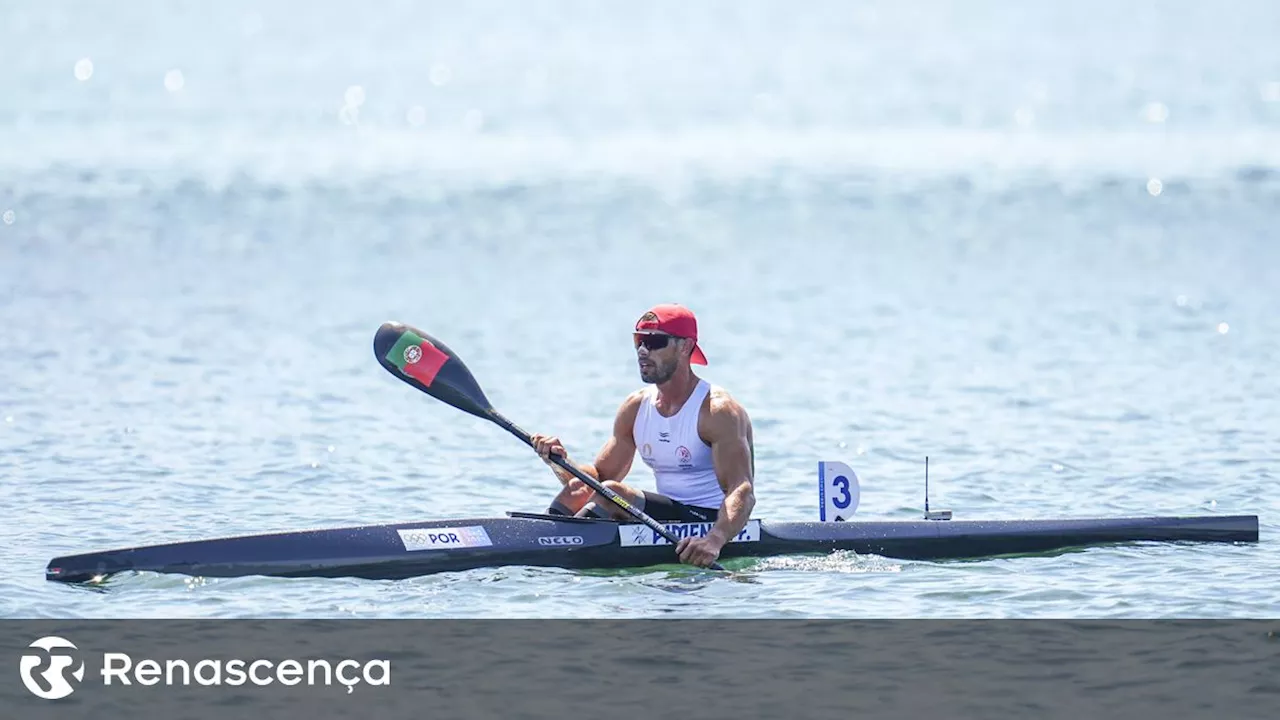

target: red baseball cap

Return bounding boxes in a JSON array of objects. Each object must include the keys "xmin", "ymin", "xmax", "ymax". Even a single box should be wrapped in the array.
[{"xmin": 634, "ymin": 303, "xmax": 708, "ymax": 365}]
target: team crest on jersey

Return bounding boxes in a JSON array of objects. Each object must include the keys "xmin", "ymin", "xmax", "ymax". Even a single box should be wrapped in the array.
[
  {"xmin": 676, "ymin": 445, "xmax": 692, "ymax": 467},
  {"xmin": 641, "ymin": 443, "xmax": 652, "ymax": 457}
]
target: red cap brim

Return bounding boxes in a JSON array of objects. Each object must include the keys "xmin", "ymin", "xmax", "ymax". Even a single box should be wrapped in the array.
[{"xmin": 690, "ymin": 343, "xmax": 708, "ymax": 365}]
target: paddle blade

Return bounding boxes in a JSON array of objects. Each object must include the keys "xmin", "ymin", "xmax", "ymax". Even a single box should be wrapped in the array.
[{"xmin": 374, "ymin": 322, "xmax": 494, "ymax": 420}]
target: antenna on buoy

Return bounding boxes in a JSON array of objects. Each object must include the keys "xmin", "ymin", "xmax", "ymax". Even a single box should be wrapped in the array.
[
  {"xmin": 924, "ymin": 455, "xmax": 952, "ymax": 521},
  {"xmin": 925, "ymin": 456, "xmax": 930, "ymax": 512}
]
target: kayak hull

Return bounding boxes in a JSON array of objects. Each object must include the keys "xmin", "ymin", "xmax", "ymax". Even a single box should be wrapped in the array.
[{"xmin": 45, "ymin": 513, "xmax": 1260, "ymax": 584}]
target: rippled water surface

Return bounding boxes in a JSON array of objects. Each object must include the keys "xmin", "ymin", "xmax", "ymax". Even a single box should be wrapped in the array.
[{"xmin": 2, "ymin": 0, "xmax": 1277, "ymax": 618}]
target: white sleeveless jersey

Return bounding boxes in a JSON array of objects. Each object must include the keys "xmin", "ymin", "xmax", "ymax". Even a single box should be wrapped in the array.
[{"xmin": 632, "ymin": 379, "xmax": 725, "ymax": 509}]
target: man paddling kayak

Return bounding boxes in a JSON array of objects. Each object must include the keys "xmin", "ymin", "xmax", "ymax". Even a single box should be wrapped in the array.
[{"xmin": 530, "ymin": 303, "xmax": 757, "ymax": 569}]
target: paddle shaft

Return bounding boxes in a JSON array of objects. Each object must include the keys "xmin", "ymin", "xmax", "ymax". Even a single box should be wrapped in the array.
[{"xmin": 486, "ymin": 410, "xmax": 725, "ymax": 570}]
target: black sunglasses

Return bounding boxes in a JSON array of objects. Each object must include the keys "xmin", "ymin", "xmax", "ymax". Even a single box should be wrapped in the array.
[{"xmin": 634, "ymin": 333, "xmax": 679, "ymax": 350}]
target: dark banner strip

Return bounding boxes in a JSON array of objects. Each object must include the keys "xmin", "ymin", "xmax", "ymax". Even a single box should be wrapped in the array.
[{"xmin": 3, "ymin": 620, "xmax": 1277, "ymax": 719}]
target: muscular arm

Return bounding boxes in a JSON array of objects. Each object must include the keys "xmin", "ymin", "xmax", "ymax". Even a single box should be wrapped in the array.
[{"xmin": 700, "ymin": 391, "xmax": 756, "ymax": 547}]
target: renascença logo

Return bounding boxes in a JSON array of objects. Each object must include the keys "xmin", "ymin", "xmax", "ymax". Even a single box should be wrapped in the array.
[
  {"xmin": 20, "ymin": 636, "xmax": 85, "ymax": 700},
  {"xmin": 17, "ymin": 635, "xmax": 391, "ymax": 699}
]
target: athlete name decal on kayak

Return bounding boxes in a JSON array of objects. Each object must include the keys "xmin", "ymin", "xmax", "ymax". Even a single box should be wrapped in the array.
[
  {"xmin": 537, "ymin": 536, "xmax": 584, "ymax": 546},
  {"xmin": 618, "ymin": 520, "xmax": 761, "ymax": 547},
  {"xmin": 384, "ymin": 331, "xmax": 449, "ymax": 387},
  {"xmin": 397, "ymin": 526, "xmax": 494, "ymax": 551}
]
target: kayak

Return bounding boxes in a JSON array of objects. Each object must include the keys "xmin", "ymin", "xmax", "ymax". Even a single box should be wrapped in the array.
[{"xmin": 45, "ymin": 511, "xmax": 1259, "ymax": 584}]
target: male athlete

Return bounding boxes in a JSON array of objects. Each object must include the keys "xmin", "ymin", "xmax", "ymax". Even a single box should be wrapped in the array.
[{"xmin": 529, "ymin": 303, "xmax": 756, "ymax": 569}]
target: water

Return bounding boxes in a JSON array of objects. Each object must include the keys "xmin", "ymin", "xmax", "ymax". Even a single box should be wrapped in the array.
[{"xmin": 2, "ymin": 0, "xmax": 1277, "ymax": 618}]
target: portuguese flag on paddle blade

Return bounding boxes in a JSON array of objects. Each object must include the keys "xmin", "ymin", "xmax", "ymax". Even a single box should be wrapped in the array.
[{"xmin": 383, "ymin": 330, "xmax": 450, "ymax": 386}]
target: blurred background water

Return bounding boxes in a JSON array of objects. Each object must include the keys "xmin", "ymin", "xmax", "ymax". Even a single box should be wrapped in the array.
[{"xmin": 1, "ymin": 0, "xmax": 1277, "ymax": 618}]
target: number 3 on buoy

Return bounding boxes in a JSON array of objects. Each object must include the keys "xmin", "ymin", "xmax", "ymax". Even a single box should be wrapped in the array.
[{"xmin": 818, "ymin": 460, "xmax": 860, "ymax": 522}]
